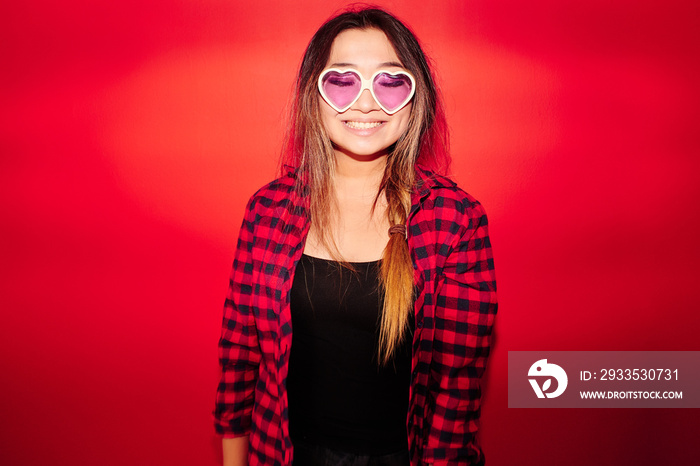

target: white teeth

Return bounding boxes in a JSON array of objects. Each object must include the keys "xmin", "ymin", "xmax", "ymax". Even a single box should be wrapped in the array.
[{"xmin": 344, "ymin": 121, "xmax": 383, "ymax": 129}]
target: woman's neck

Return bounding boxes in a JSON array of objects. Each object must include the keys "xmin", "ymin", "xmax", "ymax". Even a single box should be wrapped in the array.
[
  {"xmin": 302, "ymin": 149, "xmax": 389, "ymax": 262},
  {"xmin": 333, "ymin": 150, "xmax": 387, "ymax": 200}
]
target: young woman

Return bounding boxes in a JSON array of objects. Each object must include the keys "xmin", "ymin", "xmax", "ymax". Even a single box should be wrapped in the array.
[{"xmin": 214, "ymin": 8, "xmax": 497, "ymax": 466}]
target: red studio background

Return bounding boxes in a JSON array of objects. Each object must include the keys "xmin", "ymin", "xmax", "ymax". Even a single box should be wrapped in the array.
[{"xmin": 1, "ymin": 0, "xmax": 699, "ymax": 464}]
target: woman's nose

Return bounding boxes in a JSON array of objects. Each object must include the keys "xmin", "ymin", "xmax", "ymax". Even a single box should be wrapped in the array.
[{"xmin": 352, "ymin": 88, "xmax": 380, "ymax": 113}]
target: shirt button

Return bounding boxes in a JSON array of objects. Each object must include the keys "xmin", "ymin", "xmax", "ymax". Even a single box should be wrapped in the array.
[{"xmin": 417, "ymin": 320, "xmax": 423, "ymax": 328}]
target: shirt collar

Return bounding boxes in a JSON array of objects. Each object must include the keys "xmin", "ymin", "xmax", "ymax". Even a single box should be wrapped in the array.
[{"xmin": 410, "ymin": 164, "xmax": 454, "ymax": 219}]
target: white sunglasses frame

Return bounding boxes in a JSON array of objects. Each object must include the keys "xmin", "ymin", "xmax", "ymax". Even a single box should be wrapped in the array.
[{"xmin": 318, "ymin": 68, "xmax": 416, "ymax": 115}]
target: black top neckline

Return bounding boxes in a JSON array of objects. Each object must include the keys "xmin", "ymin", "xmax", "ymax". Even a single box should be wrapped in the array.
[{"xmin": 301, "ymin": 253, "xmax": 381, "ymax": 266}]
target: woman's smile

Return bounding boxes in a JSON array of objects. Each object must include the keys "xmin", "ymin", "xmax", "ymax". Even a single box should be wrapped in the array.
[{"xmin": 343, "ymin": 120, "xmax": 384, "ymax": 130}]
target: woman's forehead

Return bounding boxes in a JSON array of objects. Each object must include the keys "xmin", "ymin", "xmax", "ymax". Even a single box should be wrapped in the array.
[{"xmin": 327, "ymin": 28, "xmax": 403, "ymax": 69}]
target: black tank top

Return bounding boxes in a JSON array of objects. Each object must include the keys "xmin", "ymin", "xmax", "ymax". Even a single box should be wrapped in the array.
[{"xmin": 286, "ymin": 254, "xmax": 412, "ymax": 455}]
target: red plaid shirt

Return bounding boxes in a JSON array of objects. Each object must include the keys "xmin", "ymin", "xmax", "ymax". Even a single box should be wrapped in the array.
[{"xmin": 214, "ymin": 166, "xmax": 497, "ymax": 466}]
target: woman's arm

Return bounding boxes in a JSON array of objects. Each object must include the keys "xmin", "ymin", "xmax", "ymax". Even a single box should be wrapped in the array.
[
  {"xmin": 222, "ymin": 436, "xmax": 249, "ymax": 466},
  {"xmin": 213, "ymin": 196, "xmax": 262, "ymax": 449},
  {"xmin": 425, "ymin": 200, "xmax": 498, "ymax": 465}
]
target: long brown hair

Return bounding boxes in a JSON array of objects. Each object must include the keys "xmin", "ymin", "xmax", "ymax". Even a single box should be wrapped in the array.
[{"xmin": 282, "ymin": 7, "xmax": 450, "ymax": 364}]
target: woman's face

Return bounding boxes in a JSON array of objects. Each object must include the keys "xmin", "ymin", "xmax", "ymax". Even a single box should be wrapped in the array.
[{"xmin": 320, "ymin": 28, "xmax": 413, "ymax": 160}]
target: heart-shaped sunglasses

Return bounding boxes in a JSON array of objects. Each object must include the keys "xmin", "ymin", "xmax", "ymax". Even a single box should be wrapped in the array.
[{"xmin": 318, "ymin": 68, "xmax": 416, "ymax": 115}]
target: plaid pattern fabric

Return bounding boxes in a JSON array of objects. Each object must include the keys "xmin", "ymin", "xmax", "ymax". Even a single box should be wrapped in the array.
[{"xmin": 214, "ymin": 166, "xmax": 498, "ymax": 466}]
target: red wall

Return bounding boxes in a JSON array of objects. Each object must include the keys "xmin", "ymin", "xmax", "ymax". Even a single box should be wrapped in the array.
[{"xmin": 2, "ymin": 1, "xmax": 699, "ymax": 464}]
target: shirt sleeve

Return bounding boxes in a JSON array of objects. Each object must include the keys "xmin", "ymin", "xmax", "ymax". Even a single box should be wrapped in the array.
[
  {"xmin": 424, "ymin": 201, "xmax": 498, "ymax": 465},
  {"xmin": 213, "ymin": 196, "xmax": 262, "ymax": 437}
]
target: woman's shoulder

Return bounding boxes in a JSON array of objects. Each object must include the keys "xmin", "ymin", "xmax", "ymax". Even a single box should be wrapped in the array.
[
  {"xmin": 244, "ymin": 170, "xmax": 298, "ymax": 212},
  {"xmin": 415, "ymin": 165, "xmax": 485, "ymax": 215},
  {"xmin": 412, "ymin": 166, "xmax": 491, "ymax": 245}
]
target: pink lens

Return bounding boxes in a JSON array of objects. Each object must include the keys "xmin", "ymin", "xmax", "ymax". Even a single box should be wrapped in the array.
[
  {"xmin": 372, "ymin": 72, "xmax": 413, "ymax": 112},
  {"xmin": 320, "ymin": 70, "xmax": 362, "ymax": 111}
]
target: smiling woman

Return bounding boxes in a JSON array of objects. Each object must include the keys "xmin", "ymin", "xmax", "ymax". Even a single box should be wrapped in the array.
[{"xmin": 213, "ymin": 7, "xmax": 497, "ymax": 466}]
